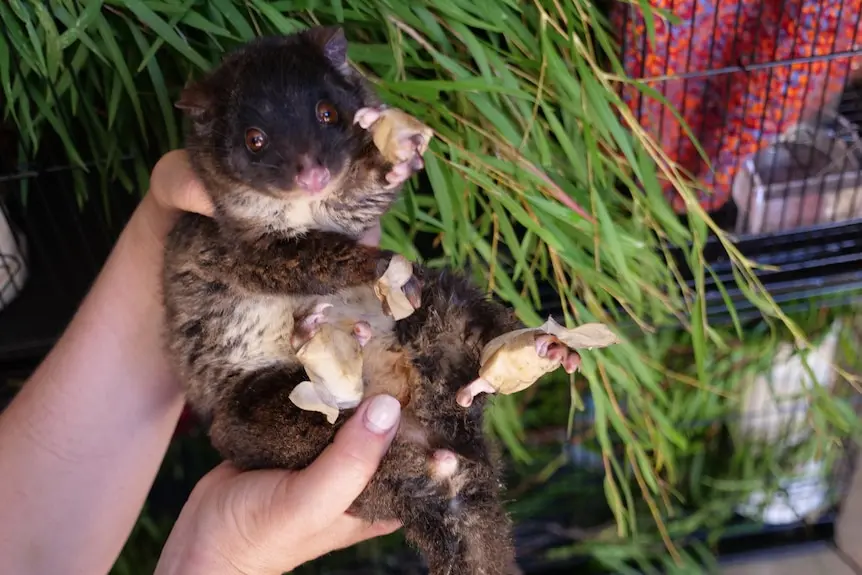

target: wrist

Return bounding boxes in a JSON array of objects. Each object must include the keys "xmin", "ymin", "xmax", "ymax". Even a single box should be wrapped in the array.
[{"xmin": 157, "ymin": 542, "xmax": 288, "ymax": 575}]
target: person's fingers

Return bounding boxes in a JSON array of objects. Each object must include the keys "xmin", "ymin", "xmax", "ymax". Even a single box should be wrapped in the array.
[
  {"xmin": 150, "ymin": 150, "xmax": 214, "ymax": 216},
  {"xmin": 353, "ymin": 518, "xmax": 402, "ymax": 541},
  {"xmin": 201, "ymin": 461, "xmax": 242, "ymax": 486},
  {"xmin": 275, "ymin": 514, "xmax": 400, "ymax": 571},
  {"xmin": 318, "ymin": 514, "xmax": 401, "ymax": 552},
  {"xmin": 280, "ymin": 394, "xmax": 401, "ymax": 525}
]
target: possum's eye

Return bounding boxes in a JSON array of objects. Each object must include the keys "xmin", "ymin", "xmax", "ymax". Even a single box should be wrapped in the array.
[
  {"xmin": 245, "ymin": 128, "xmax": 268, "ymax": 153},
  {"xmin": 316, "ymin": 101, "xmax": 339, "ymax": 125}
]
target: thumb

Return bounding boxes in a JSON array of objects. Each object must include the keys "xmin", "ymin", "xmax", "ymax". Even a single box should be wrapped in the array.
[
  {"xmin": 284, "ymin": 394, "xmax": 401, "ymax": 524},
  {"xmin": 150, "ymin": 149, "xmax": 215, "ymax": 217}
]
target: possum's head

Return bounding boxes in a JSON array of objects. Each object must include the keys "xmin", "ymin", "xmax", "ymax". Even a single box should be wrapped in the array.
[{"xmin": 176, "ymin": 27, "xmax": 386, "ymax": 237}]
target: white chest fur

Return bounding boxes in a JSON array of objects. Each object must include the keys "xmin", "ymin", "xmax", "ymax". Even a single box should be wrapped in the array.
[
  {"xmin": 228, "ymin": 177, "xmax": 348, "ymax": 236},
  {"xmin": 222, "ymin": 295, "xmax": 296, "ymax": 368}
]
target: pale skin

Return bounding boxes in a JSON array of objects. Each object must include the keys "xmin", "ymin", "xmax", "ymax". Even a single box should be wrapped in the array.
[{"xmin": 0, "ymin": 149, "xmax": 396, "ymax": 575}]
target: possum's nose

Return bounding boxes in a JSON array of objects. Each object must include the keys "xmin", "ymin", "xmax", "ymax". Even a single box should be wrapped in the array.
[{"xmin": 295, "ymin": 155, "xmax": 331, "ymax": 194}]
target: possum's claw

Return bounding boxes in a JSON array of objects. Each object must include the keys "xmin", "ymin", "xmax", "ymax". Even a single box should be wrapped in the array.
[
  {"xmin": 354, "ymin": 107, "xmax": 382, "ymax": 129},
  {"xmin": 401, "ymin": 275, "xmax": 422, "ymax": 311},
  {"xmin": 456, "ymin": 377, "xmax": 497, "ymax": 407},
  {"xmin": 291, "ymin": 302, "xmax": 333, "ymax": 350},
  {"xmin": 355, "ymin": 106, "xmax": 433, "ymax": 190},
  {"xmin": 535, "ymin": 334, "xmax": 581, "ymax": 374}
]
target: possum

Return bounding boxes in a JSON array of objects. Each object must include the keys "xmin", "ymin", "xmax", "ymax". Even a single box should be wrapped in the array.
[{"xmin": 162, "ymin": 26, "xmax": 580, "ymax": 575}]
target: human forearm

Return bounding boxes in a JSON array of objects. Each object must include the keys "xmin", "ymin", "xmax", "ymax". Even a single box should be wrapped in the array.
[
  {"xmin": 0, "ymin": 146, "xmax": 386, "ymax": 574},
  {"xmin": 0, "ymin": 193, "xmax": 184, "ymax": 574}
]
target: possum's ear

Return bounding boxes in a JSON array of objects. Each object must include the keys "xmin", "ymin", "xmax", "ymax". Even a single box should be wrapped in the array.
[
  {"xmin": 307, "ymin": 26, "xmax": 348, "ymax": 70},
  {"xmin": 175, "ymin": 81, "xmax": 213, "ymax": 120}
]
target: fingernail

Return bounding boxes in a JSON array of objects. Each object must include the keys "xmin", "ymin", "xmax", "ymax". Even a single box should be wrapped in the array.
[{"xmin": 364, "ymin": 394, "xmax": 401, "ymax": 434}]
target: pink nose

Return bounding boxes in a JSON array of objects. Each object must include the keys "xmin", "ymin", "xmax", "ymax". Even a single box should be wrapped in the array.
[{"xmin": 296, "ymin": 166, "xmax": 331, "ymax": 193}]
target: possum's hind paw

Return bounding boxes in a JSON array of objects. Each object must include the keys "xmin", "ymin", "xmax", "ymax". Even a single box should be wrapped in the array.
[
  {"xmin": 456, "ymin": 327, "xmax": 590, "ymax": 408},
  {"xmin": 355, "ymin": 107, "xmax": 433, "ymax": 189}
]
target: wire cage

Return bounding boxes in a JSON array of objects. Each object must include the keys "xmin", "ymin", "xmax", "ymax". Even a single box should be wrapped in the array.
[
  {"xmin": 605, "ymin": 0, "xmax": 862, "ymax": 324},
  {"xmin": 2, "ymin": 0, "xmax": 862, "ymax": 572}
]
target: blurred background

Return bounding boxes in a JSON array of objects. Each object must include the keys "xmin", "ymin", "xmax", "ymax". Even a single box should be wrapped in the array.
[{"xmin": 2, "ymin": 1, "xmax": 862, "ymax": 573}]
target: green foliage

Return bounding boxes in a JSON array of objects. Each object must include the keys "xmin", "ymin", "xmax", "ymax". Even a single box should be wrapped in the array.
[
  {"xmin": 2, "ymin": 1, "xmax": 860, "ymax": 571},
  {"xmin": 509, "ymin": 303, "xmax": 862, "ymax": 571}
]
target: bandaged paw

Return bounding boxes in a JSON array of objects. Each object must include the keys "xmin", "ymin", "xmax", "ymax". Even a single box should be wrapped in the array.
[
  {"xmin": 456, "ymin": 317, "xmax": 620, "ymax": 407},
  {"xmin": 289, "ymin": 323, "xmax": 365, "ymax": 423},
  {"xmin": 374, "ymin": 254, "xmax": 421, "ymax": 320},
  {"xmin": 355, "ymin": 107, "xmax": 433, "ymax": 189}
]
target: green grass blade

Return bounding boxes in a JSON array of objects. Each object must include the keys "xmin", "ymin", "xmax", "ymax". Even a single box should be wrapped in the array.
[{"xmin": 121, "ymin": 0, "xmax": 211, "ymax": 70}]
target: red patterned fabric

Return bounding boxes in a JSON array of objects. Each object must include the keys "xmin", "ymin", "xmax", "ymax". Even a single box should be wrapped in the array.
[{"xmin": 613, "ymin": 0, "xmax": 862, "ymax": 212}]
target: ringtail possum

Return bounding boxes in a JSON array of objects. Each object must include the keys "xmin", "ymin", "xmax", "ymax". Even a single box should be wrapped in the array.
[{"xmin": 163, "ymin": 26, "xmax": 579, "ymax": 575}]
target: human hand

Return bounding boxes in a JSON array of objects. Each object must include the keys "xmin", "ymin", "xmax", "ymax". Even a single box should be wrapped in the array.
[
  {"xmin": 154, "ymin": 394, "xmax": 402, "ymax": 575},
  {"xmin": 142, "ymin": 149, "xmax": 383, "ymax": 246},
  {"xmin": 148, "ymin": 149, "xmax": 215, "ymax": 217}
]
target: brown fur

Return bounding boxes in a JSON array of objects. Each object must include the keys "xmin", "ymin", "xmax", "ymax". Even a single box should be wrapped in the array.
[{"xmin": 163, "ymin": 27, "xmax": 525, "ymax": 574}]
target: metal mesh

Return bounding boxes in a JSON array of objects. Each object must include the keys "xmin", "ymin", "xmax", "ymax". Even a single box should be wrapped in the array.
[{"xmin": 612, "ymin": 0, "xmax": 862, "ymax": 226}]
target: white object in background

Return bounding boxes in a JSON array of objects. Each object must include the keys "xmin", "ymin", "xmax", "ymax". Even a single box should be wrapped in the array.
[
  {"xmin": 0, "ymin": 204, "xmax": 28, "ymax": 312},
  {"xmin": 733, "ymin": 321, "xmax": 841, "ymax": 525},
  {"xmin": 735, "ymin": 459, "xmax": 828, "ymax": 525},
  {"xmin": 735, "ymin": 321, "xmax": 840, "ymax": 446},
  {"xmin": 732, "ymin": 115, "xmax": 862, "ymax": 235}
]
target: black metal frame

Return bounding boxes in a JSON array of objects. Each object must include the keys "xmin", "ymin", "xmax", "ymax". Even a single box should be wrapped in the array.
[
  {"xmin": 0, "ymin": 155, "xmax": 139, "ymax": 369},
  {"xmin": 600, "ymin": 0, "xmax": 862, "ymax": 327}
]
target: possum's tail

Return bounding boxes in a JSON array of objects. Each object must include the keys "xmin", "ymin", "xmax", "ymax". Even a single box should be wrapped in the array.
[
  {"xmin": 401, "ymin": 453, "xmax": 518, "ymax": 575},
  {"xmin": 405, "ymin": 497, "xmax": 516, "ymax": 575}
]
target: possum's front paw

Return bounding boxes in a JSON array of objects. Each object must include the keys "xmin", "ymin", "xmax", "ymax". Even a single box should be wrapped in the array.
[
  {"xmin": 374, "ymin": 253, "xmax": 422, "ymax": 319},
  {"xmin": 354, "ymin": 107, "xmax": 433, "ymax": 189}
]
